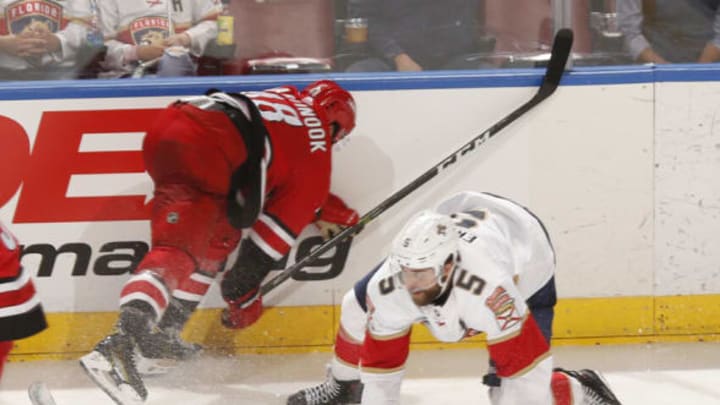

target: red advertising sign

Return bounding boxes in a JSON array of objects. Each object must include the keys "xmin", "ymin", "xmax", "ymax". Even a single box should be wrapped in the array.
[{"xmin": 0, "ymin": 109, "xmax": 160, "ymax": 223}]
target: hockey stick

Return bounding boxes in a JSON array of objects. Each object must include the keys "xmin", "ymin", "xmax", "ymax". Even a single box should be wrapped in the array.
[
  {"xmin": 28, "ymin": 381, "xmax": 58, "ymax": 405},
  {"xmin": 260, "ymin": 28, "xmax": 574, "ymax": 296}
]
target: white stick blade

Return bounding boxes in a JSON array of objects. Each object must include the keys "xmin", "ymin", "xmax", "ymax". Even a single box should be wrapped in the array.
[{"xmin": 28, "ymin": 381, "xmax": 58, "ymax": 405}]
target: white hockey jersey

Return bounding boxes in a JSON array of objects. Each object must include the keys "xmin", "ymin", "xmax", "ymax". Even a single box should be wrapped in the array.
[
  {"xmin": 357, "ymin": 191, "xmax": 556, "ymax": 405},
  {"xmin": 98, "ymin": 0, "xmax": 220, "ymax": 76}
]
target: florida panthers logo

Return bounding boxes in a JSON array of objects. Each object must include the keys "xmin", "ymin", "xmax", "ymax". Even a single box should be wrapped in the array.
[
  {"xmin": 129, "ymin": 16, "xmax": 169, "ymax": 46},
  {"xmin": 6, "ymin": 0, "xmax": 63, "ymax": 35},
  {"xmin": 485, "ymin": 286, "xmax": 522, "ymax": 331}
]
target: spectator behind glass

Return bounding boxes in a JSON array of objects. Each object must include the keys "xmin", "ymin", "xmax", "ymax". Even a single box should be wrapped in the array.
[
  {"xmin": 0, "ymin": 0, "xmax": 94, "ymax": 81},
  {"xmin": 345, "ymin": 0, "xmax": 491, "ymax": 72},
  {"xmin": 617, "ymin": 0, "xmax": 720, "ymax": 63},
  {"xmin": 97, "ymin": 0, "xmax": 221, "ymax": 78}
]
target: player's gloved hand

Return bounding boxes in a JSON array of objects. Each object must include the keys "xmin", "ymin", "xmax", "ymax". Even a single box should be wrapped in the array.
[
  {"xmin": 316, "ymin": 220, "xmax": 347, "ymax": 240},
  {"xmin": 315, "ymin": 194, "xmax": 360, "ymax": 240},
  {"xmin": 221, "ymin": 288, "xmax": 263, "ymax": 329}
]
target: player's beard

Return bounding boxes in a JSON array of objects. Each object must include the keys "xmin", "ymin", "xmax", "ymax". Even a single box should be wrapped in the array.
[{"xmin": 409, "ymin": 283, "xmax": 442, "ymax": 307}]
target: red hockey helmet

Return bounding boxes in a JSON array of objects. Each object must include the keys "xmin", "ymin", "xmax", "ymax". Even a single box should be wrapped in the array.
[{"xmin": 301, "ymin": 80, "xmax": 356, "ymax": 142}]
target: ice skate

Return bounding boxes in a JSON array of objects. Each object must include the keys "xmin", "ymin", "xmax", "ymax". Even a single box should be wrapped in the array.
[
  {"xmin": 134, "ymin": 326, "xmax": 202, "ymax": 376},
  {"xmin": 79, "ymin": 332, "xmax": 147, "ymax": 405},
  {"xmin": 286, "ymin": 372, "xmax": 362, "ymax": 405},
  {"xmin": 555, "ymin": 368, "xmax": 622, "ymax": 405}
]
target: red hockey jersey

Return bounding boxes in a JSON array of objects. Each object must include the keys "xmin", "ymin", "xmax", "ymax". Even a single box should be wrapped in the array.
[
  {"xmin": 244, "ymin": 86, "xmax": 334, "ymax": 261},
  {"xmin": 0, "ymin": 220, "xmax": 46, "ymax": 341}
]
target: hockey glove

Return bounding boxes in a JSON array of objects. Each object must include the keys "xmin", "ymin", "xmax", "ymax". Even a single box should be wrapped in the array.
[
  {"xmin": 315, "ymin": 193, "xmax": 360, "ymax": 240},
  {"xmin": 221, "ymin": 288, "xmax": 263, "ymax": 329}
]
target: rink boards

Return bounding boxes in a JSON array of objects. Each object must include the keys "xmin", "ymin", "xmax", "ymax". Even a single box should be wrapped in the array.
[{"xmin": 1, "ymin": 65, "xmax": 719, "ymax": 358}]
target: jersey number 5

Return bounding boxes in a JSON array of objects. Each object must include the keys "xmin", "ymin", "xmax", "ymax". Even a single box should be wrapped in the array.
[{"xmin": 455, "ymin": 268, "xmax": 485, "ymax": 295}]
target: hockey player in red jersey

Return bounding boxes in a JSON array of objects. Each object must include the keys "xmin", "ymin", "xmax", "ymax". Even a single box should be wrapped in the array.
[
  {"xmin": 0, "ymin": 220, "xmax": 47, "ymax": 381},
  {"xmin": 288, "ymin": 191, "xmax": 622, "ymax": 405},
  {"xmin": 79, "ymin": 80, "xmax": 359, "ymax": 405}
]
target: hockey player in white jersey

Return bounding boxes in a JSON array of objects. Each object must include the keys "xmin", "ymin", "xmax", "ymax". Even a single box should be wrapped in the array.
[{"xmin": 288, "ymin": 191, "xmax": 622, "ymax": 405}]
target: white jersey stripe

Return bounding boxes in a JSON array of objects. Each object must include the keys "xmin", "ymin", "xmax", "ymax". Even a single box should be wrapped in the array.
[
  {"xmin": 190, "ymin": 272, "xmax": 215, "ymax": 286},
  {"xmin": 0, "ymin": 295, "xmax": 41, "ymax": 318},
  {"xmin": 249, "ymin": 231, "xmax": 284, "ymax": 261},
  {"xmin": 120, "ymin": 292, "xmax": 162, "ymax": 320},
  {"xmin": 127, "ymin": 272, "xmax": 170, "ymax": 305},
  {"xmin": 172, "ymin": 289, "xmax": 204, "ymax": 302},
  {"xmin": 258, "ymin": 213, "xmax": 296, "ymax": 246}
]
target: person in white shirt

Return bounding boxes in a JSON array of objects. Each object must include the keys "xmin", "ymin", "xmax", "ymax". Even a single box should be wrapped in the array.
[
  {"xmin": 97, "ymin": 0, "xmax": 220, "ymax": 78},
  {"xmin": 0, "ymin": 0, "xmax": 96, "ymax": 80}
]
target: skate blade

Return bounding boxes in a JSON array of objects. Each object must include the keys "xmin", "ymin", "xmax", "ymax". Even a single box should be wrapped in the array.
[
  {"xmin": 79, "ymin": 351, "xmax": 145, "ymax": 405},
  {"xmin": 135, "ymin": 355, "xmax": 179, "ymax": 376}
]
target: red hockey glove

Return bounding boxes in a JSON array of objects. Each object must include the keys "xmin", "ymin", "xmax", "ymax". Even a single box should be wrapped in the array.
[
  {"xmin": 315, "ymin": 194, "xmax": 360, "ymax": 240},
  {"xmin": 221, "ymin": 288, "xmax": 263, "ymax": 330}
]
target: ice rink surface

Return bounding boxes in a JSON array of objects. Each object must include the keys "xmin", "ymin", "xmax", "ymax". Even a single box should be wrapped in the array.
[{"xmin": 1, "ymin": 342, "xmax": 719, "ymax": 404}]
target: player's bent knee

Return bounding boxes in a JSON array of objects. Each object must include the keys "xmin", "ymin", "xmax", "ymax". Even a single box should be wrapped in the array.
[{"xmin": 339, "ymin": 290, "xmax": 367, "ymax": 342}]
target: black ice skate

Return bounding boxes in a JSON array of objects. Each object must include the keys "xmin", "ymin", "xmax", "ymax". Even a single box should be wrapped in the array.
[
  {"xmin": 286, "ymin": 373, "xmax": 363, "ymax": 405},
  {"xmin": 556, "ymin": 368, "xmax": 622, "ymax": 405},
  {"xmin": 79, "ymin": 332, "xmax": 147, "ymax": 405},
  {"xmin": 134, "ymin": 326, "xmax": 202, "ymax": 376}
]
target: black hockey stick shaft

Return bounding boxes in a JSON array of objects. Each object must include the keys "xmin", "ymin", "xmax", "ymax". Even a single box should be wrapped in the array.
[{"xmin": 260, "ymin": 28, "xmax": 574, "ymax": 296}]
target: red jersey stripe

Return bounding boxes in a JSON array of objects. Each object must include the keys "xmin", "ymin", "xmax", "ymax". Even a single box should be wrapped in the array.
[
  {"xmin": 0, "ymin": 275, "xmax": 35, "ymax": 308},
  {"xmin": 551, "ymin": 371, "xmax": 574, "ymax": 405},
  {"xmin": 335, "ymin": 326, "xmax": 362, "ymax": 365},
  {"xmin": 361, "ymin": 329, "xmax": 411, "ymax": 372},
  {"xmin": 249, "ymin": 220, "xmax": 291, "ymax": 260},
  {"xmin": 487, "ymin": 314, "xmax": 550, "ymax": 377},
  {"xmin": 120, "ymin": 276, "xmax": 169, "ymax": 310}
]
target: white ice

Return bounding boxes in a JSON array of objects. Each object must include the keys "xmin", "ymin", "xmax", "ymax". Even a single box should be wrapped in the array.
[{"xmin": 1, "ymin": 342, "xmax": 719, "ymax": 404}]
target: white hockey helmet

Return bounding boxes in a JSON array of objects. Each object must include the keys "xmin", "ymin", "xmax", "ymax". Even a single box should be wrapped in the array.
[{"xmin": 389, "ymin": 210, "xmax": 459, "ymax": 288}]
